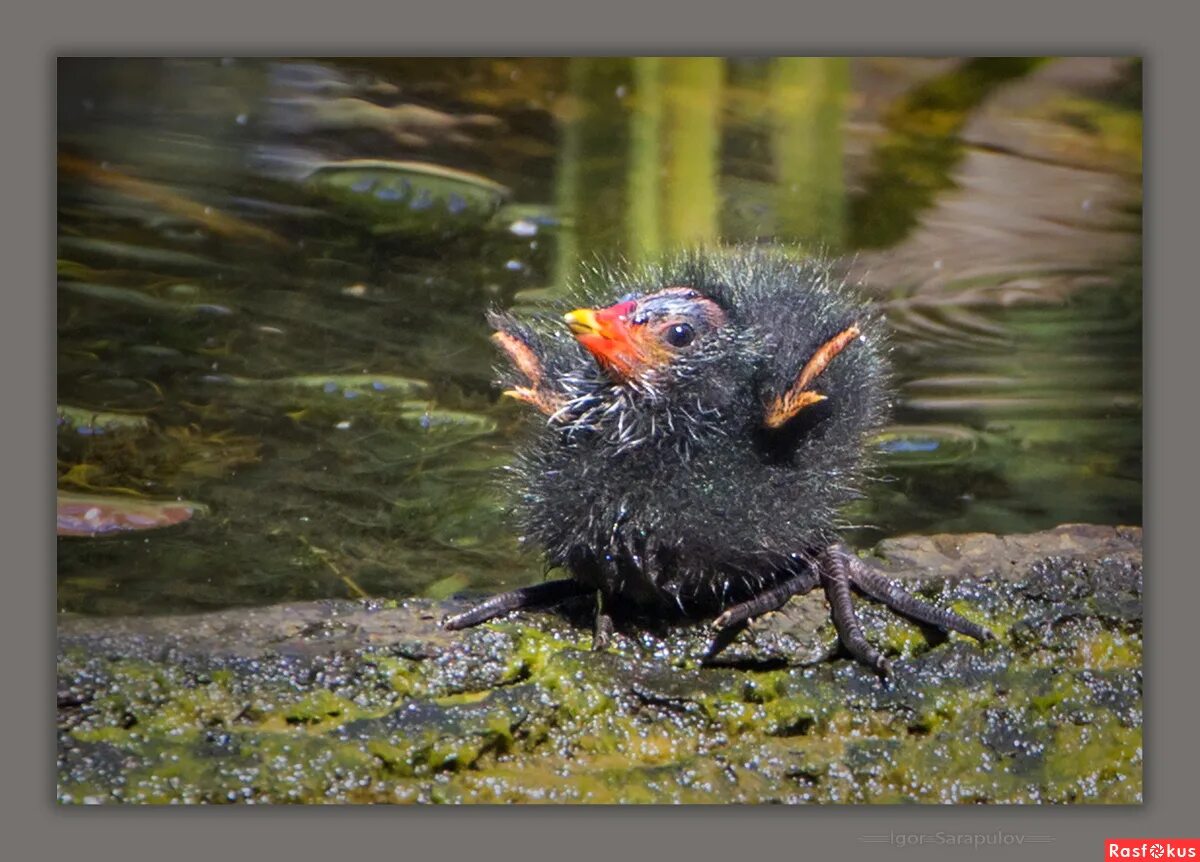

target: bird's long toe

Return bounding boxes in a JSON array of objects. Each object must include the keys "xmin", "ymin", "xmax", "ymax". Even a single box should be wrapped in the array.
[
  {"xmin": 834, "ymin": 546, "xmax": 995, "ymax": 643},
  {"xmin": 702, "ymin": 619, "xmax": 749, "ymax": 662},
  {"xmin": 592, "ymin": 592, "xmax": 615, "ymax": 650},
  {"xmin": 712, "ymin": 571, "xmax": 820, "ymax": 630},
  {"xmin": 819, "ymin": 549, "xmax": 892, "ymax": 677},
  {"xmin": 443, "ymin": 578, "xmax": 589, "ymax": 630}
]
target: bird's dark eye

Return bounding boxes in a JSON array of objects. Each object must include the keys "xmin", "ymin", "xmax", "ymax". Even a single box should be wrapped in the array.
[{"xmin": 664, "ymin": 322, "xmax": 696, "ymax": 348}]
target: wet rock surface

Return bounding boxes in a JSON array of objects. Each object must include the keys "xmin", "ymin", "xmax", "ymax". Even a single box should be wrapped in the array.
[{"xmin": 57, "ymin": 524, "xmax": 1142, "ymax": 804}]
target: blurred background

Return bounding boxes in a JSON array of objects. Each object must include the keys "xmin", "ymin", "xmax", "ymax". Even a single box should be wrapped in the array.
[{"xmin": 56, "ymin": 57, "xmax": 1142, "ymax": 616}]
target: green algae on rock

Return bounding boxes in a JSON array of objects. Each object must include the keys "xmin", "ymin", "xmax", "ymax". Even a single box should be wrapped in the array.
[{"xmin": 57, "ymin": 524, "xmax": 1142, "ymax": 804}]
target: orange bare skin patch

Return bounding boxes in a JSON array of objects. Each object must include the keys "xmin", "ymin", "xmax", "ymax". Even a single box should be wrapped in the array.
[
  {"xmin": 491, "ymin": 330, "xmax": 564, "ymax": 417},
  {"xmin": 764, "ymin": 324, "xmax": 861, "ymax": 428},
  {"xmin": 563, "ymin": 301, "xmax": 661, "ymax": 381},
  {"xmin": 565, "ymin": 288, "xmax": 726, "ymax": 383}
]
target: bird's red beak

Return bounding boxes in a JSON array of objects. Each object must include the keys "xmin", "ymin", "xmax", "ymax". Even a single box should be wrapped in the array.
[{"xmin": 564, "ymin": 300, "xmax": 645, "ymax": 380}]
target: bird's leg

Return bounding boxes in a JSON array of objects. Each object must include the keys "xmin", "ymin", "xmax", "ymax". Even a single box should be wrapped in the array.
[
  {"xmin": 703, "ymin": 572, "xmax": 820, "ymax": 660},
  {"xmin": 713, "ymin": 571, "xmax": 821, "ymax": 629},
  {"xmin": 763, "ymin": 324, "xmax": 861, "ymax": 428},
  {"xmin": 443, "ymin": 578, "xmax": 590, "ymax": 630},
  {"xmin": 819, "ymin": 548, "xmax": 893, "ymax": 676},
  {"xmin": 814, "ymin": 545, "xmax": 996, "ymax": 676},
  {"xmin": 702, "ymin": 619, "xmax": 749, "ymax": 662},
  {"xmin": 491, "ymin": 330, "xmax": 564, "ymax": 417},
  {"xmin": 834, "ymin": 545, "xmax": 995, "ymax": 643},
  {"xmin": 593, "ymin": 590, "xmax": 615, "ymax": 650}
]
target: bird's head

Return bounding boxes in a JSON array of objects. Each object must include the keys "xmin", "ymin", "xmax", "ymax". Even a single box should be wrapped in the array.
[
  {"xmin": 489, "ymin": 252, "xmax": 882, "ymax": 459},
  {"xmin": 533, "ymin": 284, "xmax": 768, "ymax": 454},
  {"xmin": 562, "ymin": 286, "xmax": 736, "ymax": 393}
]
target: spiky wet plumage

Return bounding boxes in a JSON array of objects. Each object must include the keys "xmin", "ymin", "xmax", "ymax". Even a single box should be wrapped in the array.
[{"xmin": 492, "ymin": 248, "xmax": 891, "ymax": 616}]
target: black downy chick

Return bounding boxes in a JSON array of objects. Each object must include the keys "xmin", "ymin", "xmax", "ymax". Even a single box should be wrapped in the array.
[{"xmin": 445, "ymin": 248, "xmax": 993, "ymax": 675}]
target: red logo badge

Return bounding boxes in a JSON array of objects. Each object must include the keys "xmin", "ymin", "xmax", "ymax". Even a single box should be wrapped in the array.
[{"xmin": 1107, "ymin": 840, "xmax": 1200, "ymax": 859}]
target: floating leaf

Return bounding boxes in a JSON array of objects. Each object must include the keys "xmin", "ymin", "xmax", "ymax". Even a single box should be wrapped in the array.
[
  {"xmin": 57, "ymin": 491, "xmax": 207, "ymax": 537},
  {"xmin": 490, "ymin": 203, "xmax": 566, "ymax": 236},
  {"xmin": 57, "ymin": 405, "xmax": 152, "ymax": 436},
  {"xmin": 218, "ymin": 373, "xmax": 430, "ymax": 399},
  {"xmin": 397, "ymin": 404, "xmax": 497, "ymax": 434},
  {"xmin": 873, "ymin": 424, "xmax": 981, "ymax": 466},
  {"xmin": 306, "ymin": 159, "xmax": 509, "ymax": 236}
]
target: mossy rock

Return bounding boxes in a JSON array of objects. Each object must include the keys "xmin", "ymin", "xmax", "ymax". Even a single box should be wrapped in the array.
[{"xmin": 57, "ymin": 524, "xmax": 1142, "ymax": 804}]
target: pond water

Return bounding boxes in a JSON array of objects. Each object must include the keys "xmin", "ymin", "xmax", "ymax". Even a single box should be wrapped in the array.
[{"xmin": 57, "ymin": 57, "xmax": 1142, "ymax": 616}]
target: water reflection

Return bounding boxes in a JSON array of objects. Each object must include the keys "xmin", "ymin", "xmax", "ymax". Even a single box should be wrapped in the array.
[{"xmin": 57, "ymin": 57, "xmax": 1142, "ymax": 615}]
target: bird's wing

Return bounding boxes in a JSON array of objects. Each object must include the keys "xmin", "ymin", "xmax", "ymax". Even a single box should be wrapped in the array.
[
  {"xmin": 487, "ymin": 311, "xmax": 565, "ymax": 417},
  {"xmin": 762, "ymin": 323, "xmax": 861, "ymax": 428}
]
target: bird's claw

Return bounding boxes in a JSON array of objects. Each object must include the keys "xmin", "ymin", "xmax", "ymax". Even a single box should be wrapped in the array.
[{"xmin": 703, "ymin": 544, "xmax": 991, "ymax": 675}]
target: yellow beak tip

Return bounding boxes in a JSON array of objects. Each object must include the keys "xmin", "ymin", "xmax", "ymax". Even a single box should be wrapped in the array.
[{"xmin": 564, "ymin": 308, "xmax": 598, "ymax": 335}]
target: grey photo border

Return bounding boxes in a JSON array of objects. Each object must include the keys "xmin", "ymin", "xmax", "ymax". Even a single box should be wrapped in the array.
[{"xmin": 9, "ymin": 1, "xmax": 1185, "ymax": 860}]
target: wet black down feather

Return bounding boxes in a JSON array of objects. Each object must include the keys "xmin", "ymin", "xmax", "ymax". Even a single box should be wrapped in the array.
[{"xmin": 490, "ymin": 247, "xmax": 893, "ymax": 617}]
